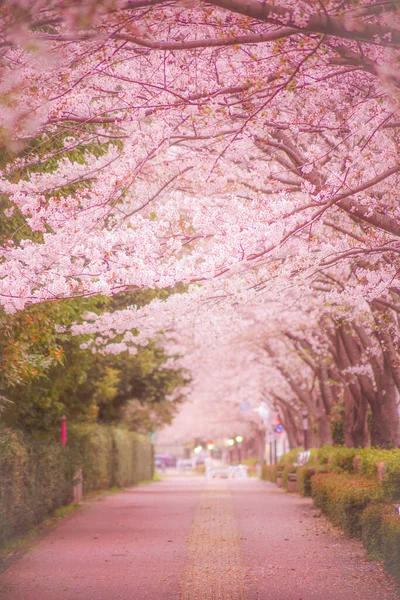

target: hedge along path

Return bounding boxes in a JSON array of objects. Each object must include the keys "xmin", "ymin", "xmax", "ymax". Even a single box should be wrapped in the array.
[{"xmin": 179, "ymin": 481, "xmax": 247, "ymax": 600}]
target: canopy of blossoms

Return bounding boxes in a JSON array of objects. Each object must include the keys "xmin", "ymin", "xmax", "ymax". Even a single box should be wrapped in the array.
[{"xmin": 1, "ymin": 0, "xmax": 400, "ymax": 446}]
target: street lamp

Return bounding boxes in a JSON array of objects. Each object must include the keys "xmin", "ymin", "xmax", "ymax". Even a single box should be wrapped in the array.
[
  {"xmin": 227, "ymin": 439, "xmax": 235, "ymax": 464},
  {"xmin": 235, "ymin": 436, "xmax": 243, "ymax": 464},
  {"xmin": 302, "ymin": 411, "xmax": 309, "ymax": 451}
]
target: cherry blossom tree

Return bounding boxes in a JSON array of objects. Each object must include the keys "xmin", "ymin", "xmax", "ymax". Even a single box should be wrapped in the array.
[{"xmin": 1, "ymin": 0, "xmax": 400, "ymax": 447}]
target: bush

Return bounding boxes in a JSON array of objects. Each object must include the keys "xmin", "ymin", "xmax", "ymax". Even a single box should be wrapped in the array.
[
  {"xmin": 0, "ymin": 425, "xmax": 153, "ymax": 548},
  {"xmin": 242, "ymin": 457, "xmax": 259, "ymax": 467},
  {"xmin": 305, "ymin": 446, "xmax": 358, "ymax": 473},
  {"xmin": 382, "ymin": 459, "xmax": 400, "ymax": 502},
  {"xmin": 242, "ymin": 457, "xmax": 259, "ymax": 476},
  {"xmin": 69, "ymin": 424, "xmax": 113, "ymax": 493},
  {"xmin": 260, "ymin": 463, "xmax": 268, "ymax": 481},
  {"xmin": 361, "ymin": 503, "xmax": 388, "ymax": 560},
  {"xmin": 111, "ymin": 428, "xmax": 152, "ymax": 487},
  {"xmin": 282, "ymin": 463, "xmax": 296, "ymax": 488},
  {"xmin": 361, "ymin": 503, "xmax": 400, "ymax": 583},
  {"xmin": 311, "ymin": 473, "xmax": 383, "ymax": 537},
  {"xmin": 381, "ymin": 508, "xmax": 400, "ymax": 582},
  {"xmin": 297, "ymin": 465, "xmax": 329, "ymax": 497},
  {"xmin": 278, "ymin": 448, "xmax": 301, "ymax": 465},
  {"xmin": 0, "ymin": 429, "xmax": 72, "ymax": 546},
  {"xmin": 356, "ymin": 448, "xmax": 400, "ymax": 502},
  {"xmin": 262, "ymin": 464, "xmax": 277, "ymax": 482},
  {"xmin": 328, "ymin": 447, "xmax": 359, "ymax": 473}
]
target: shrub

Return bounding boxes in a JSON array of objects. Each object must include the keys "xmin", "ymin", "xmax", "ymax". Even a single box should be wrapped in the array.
[
  {"xmin": 297, "ymin": 465, "xmax": 329, "ymax": 497},
  {"xmin": 260, "ymin": 464, "xmax": 278, "ymax": 482},
  {"xmin": 69, "ymin": 424, "xmax": 113, "ymax": 493},
  {"xmin": 361, "ymin": 503, "xmax": 400, "ymax": 583},
  {"xmin": 361, "ymin": 503, "xmax": 388, "ymax": 560},
  {"xmin": 282, "ymin": 463, "xmax": 296, "ymax": 488},
  {"xmin": 265, "ymin": 464, "xmax": 277, "ymax": 482},
  {"xmin": 311, "ymin": 473, "xmax": 383, "ymax": 537},
  {"xmin": 0, "ymin": 429, "xmax": 72, "ymax": 546},
  {"xmin": 0, "ymin": 425, "xmax": 153, "ymax": 548},
  {"xmin": 357, "ymin": 448, "xmax": 400, "ymax": 501},
  {"xmin": 381, "ymin": 507, "xmax": 400, "ymax": 582},
  {"xmin": 112, "ymin": 427, "xmax": 134, "ymax": 487},
  {"xmin": 278, "ymin": 448, "xmax": 301, "ymax": 465},
  {"xmin": 260, "ymin": 463, "xmax": 268, "ymax": 481},
  {"xmin": 382, "ymin": 459, "xmax": 400, "ymax": 502},
  {"xmin": 242, "ymin": 457, "xmax": 259, "ymax": 476},
  {"xmin": 242, "ymin": 457, "xmax": 259, "ymax": 467},
  {"xmin": 328, "ymin": 447, "xmax": 359, "ymax": 473}
]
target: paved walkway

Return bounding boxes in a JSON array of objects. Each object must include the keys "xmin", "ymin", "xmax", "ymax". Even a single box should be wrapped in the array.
[{"xmin": 1, "ymin": 477, "xmax": 399, "ymax": 600}]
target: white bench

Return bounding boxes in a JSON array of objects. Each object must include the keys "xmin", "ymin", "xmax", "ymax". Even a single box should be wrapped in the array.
[
  {"xmin": 228, "ymin": 465, "xmax": 248, "ymax": 479},
  {"xmin": 177, "ymin": 459, "xmax": 195, "ymax": 472},
  {"xmin": 294, "ymin": 450, "xmax": 311, "ymax": 467}
]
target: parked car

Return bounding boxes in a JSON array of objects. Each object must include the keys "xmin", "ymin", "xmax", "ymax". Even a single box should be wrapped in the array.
[{"xmin": 154, "ymin": 453, "xmax": 177, "ymax": 469}]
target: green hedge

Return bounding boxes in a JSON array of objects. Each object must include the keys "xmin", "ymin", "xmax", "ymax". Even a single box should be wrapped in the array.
[
  {"xmin": 279, "ymin": 446, "xmax": 400, "ymax": 498},
  {"xmin": 0, "ymin": 430, "xmax": 72, "ymax": 546},
  {"xmin": 0, "ymin": 425, "xmax": 153, "ymax": 547},
  {"xmin": 297, "ymin": 465, "xmax": 328, "ymax": 497},
  {"xmin": 356, "ymin": 448, "xmax": 400, "ymax": 502},
  {"xmin": 68, "ymin": 425, "xmax": 153, "ymax": 492},
  {"xmin": 309, "ymin": 446, "xmax": 358, "ymax": 472},
  {"xmin": 274, "ymin": 447, "xmax": 400, "ymax": 583},
  {"xmin": 311, "ymin": 473, "xmax": 383, "ymax": 537},
  {"xmin": 282, "ymin": 463, "xmax": 296, "ymax": 487},
  {"xmin": 261, "ymin": 464, "xmax": 277, "ymax": 482},
  {"xmin": 278, "ymin": 448, "xmax": 302, "ymax": 465},
  {"xmin": 361, "ymin": 503, "xmax": 400, "ymax": 583}
]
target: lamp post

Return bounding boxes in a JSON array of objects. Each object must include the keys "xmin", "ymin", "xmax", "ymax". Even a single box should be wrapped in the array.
[
  {"xmin": 255, "ymin": 401, "xmax": 271, "ymax": 465},
  {"xmin": 228, "ymin": 438, "xmax": 235, "ymax": 464},
  {"xmin": 235, "ymin": 436, "xmax": 243, "ymax": 464},
  {"xmin": 302, "ymin": 411, "xmax": 309, "ymax": 451}
]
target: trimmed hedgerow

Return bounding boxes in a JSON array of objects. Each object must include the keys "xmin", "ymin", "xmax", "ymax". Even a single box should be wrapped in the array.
[
  {"xmin": 297, "ymin": 465, "xmax": 329, "ymax": 497},
  {"xmin": 278, "ymin": 448, "xmax": 301, "ymax": 465},
  {"xmin": 111, "ymin": 427, "xmax": 152, "ymax": 488},
  {"xmin": 357, "ymin": 448, "xmax": 400, "ymax": 502},
  {"xmin": 0, "ymin": 425, "xmax": 153, "ymax": 548},
  {"xmin": 0, "ymin": 429, "xmax": 72, "ymax": 546},
  {"xmin": 328, "ymin": 447, "xmax": 359, "ymax": 473},
  {"xmin": 280, "ymin": 446, "xmax": 400, "ymax": 495},
  {"xmin": 311, "ymin": 473, "xmax": 383, "ymax": 537},
  {"xmin": 307, "ymin": 446, "xmax": 358, "ymax": 473},
  {"xmin": 361, "ymin": 503, "xmax": 400, "ymax": 583},
  {"xmin": 69, "ymin": 424, "xmax": 113, "ymax": 493},
  {"xmin": 282, "ymin": 463, "xmax": 297, "ymax": 488},
  {"xmin": 275, "ymin": 447, "xmax": 400, "ymax": 583},
  {"xmin": 261, "ymin": 464, "xmax": 277, "ymax": 483},
  {"xmin": 260, "ymin": 463, "xmax": 267, "ymax": 481}
]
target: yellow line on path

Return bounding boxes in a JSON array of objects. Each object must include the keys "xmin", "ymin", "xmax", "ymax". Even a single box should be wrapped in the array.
[{"xmin": 179, "ymin": 481, "xmax": 247, "ymax": 600}]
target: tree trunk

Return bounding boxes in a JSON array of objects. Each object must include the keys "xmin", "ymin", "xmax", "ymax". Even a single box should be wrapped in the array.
[
  {"xmin": 280, "ymin": 405, "xmax": 301, "ymax": 449},
  {"xmin": 369, "ymin": 358, "xmax": 400, "ymax": 448},
  {"xmin": 355, "ymin": 320, "xmax": 400, "ymax": 448},
  {"xmin": 335, "ymin": 324, "xmax": 370, "ymax": 447}
]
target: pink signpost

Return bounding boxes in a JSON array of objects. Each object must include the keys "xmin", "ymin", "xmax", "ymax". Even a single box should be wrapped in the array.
[{"xmin": 61, "ymin": 416, "xmax": 67, "ymax": 446}]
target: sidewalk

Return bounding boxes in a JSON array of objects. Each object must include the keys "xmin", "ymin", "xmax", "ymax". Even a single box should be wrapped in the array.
[{"xmin": 0, "ymin": 476, "xmax": 398, "ymax": 600}]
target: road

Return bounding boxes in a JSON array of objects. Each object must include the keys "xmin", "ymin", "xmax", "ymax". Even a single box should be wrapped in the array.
[{"xmin": 1, "ymin": 476, "xmax": 399, "ymax": 600}]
